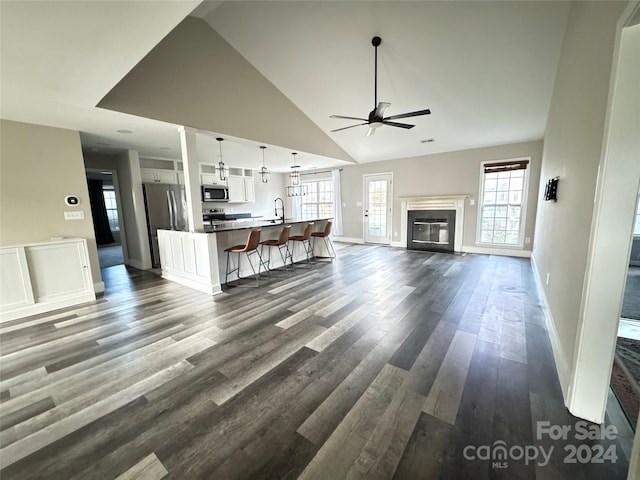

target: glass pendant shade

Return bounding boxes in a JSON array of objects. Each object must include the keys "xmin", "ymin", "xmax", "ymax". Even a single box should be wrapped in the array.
[
  {"xmin": 216, "ymin": 137, "xmax": 226, "ymax": 181},
  {"xmin": 259, "ymin": 146, "xmax": 270, "ymax": 183}
]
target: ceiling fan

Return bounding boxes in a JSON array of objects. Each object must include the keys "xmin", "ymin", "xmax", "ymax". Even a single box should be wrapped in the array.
[{"xmin": 330, "ymin": 36, "xmax": 431, "ymax": 136}]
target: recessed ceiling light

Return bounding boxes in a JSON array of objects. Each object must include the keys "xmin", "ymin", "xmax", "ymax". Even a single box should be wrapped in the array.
[
  {"xmin": 116, "ymin": 129, "xmax": 133, "ymax": 134},
  {"xmin": 96, "ymin": 142, "xmax": 111, "ymax": 146},
  {"xmin": 421, "ymin": 138, "xmax": 435, "ymax": 143}
]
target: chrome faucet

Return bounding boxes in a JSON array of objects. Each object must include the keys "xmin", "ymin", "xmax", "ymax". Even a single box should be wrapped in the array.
[{"xmin": 274, "ymin": 197, "xmax": 285, "ymax": 224}]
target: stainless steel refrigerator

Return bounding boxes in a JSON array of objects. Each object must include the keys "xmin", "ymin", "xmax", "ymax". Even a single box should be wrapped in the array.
[{"xmin": 143, "ymin": 183, "xmax": 188, "ymax": 267}]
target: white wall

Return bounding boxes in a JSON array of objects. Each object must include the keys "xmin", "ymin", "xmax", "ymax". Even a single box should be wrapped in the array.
[
  {"xmin": 0, "ymin": 120, "xmax": 102, "ymax": 288},
  {"xmin": 531, "ymin": 1, "xmax": 629, "ymax": 409},
  {"xmin": 339, "ymin": 140, "xmax": 542, "ymax": 251}
]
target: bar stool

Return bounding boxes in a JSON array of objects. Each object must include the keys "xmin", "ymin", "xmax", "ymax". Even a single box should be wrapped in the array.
[
  {"xmin": 289, "ymin": 222, "xmax": 315, "ymax": 265},
  {"xmin": 259, "ymin": 225, "xmax": 293, "ymax": 273},
  {"xmin": 311, "ymin": 221, "xmax": 336, "ymax": 261},
  {"xmin": 225, "ymin": 229, "xmax": 267, "ymax": 286}
]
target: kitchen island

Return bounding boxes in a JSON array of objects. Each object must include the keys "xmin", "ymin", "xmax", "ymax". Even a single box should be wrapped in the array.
[{"xmin": 157, "ymin": 218, "xmax": 332, "ymax": 295}]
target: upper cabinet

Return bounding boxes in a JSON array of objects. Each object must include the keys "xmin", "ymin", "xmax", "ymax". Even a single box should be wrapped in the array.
[
  {"xmin": 227, "ymin": 168, "xmax": 255, "ymax": 203},
  {"xmin": 200, "ymin": 164, "xmax": 226, "ymax": 186},
  {"xmin": 140, "ymin": 158, "xmax": 178, "ymax": 184},
  {"xmin": 140, "ymin": 158, "xmax": 254, "ymax": 202}
]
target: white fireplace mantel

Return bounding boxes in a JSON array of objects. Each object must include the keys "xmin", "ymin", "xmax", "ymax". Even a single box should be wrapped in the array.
[{"xmin": 400, "ymin": 195, "xmax": 468, "ymax": 252}]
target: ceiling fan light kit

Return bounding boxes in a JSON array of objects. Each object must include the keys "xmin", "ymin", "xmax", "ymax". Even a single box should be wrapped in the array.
[{"xmin": 330, "ymin": 36, "xmax": 431, "ymax": 136}]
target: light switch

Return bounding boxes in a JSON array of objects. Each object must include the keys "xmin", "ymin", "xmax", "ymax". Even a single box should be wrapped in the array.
[
  {"xmin": 64, "ymin": 211, "xmax": 85, "ymax": 220},
  {"xmin": 469, "ymin": 199, "xmax": 475, "ymax": 206}
]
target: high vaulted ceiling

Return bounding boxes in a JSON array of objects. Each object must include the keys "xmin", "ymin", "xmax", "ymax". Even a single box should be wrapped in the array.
[{"xmin": 1, "ymin": 1, "xmax": 571, "ymax": 171}]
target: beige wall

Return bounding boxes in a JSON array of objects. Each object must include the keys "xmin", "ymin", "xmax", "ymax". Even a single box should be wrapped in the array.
[
  {"xmin": 98, "ymin": 17, "xmax": 352, "ymax": 163},
  {"xmin": 0, "ymin": 120, "xmax": 102, "ymax": 286},
  {"xmin": 532, "ymin": 1, "xmax": 627, "ymax": 393},
  {"xmin": 340, "ymin": 140, "xmax": 543, "ymax": 250}
]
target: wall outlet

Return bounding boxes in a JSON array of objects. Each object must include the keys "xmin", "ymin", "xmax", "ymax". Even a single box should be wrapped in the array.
[
  {"xmin": 546, "ymin": 273, "xmax": 550, "ymax": 286},
  {"xmin": 64, "ymin": 211, "xmax": 85, "ymax": 220},
  {"xmin": 356, "ymin": 201, "xmax": 363, "ymax": 207},
  {"xmin": 525, "ymin": 237, "xmax": 531, "ymax": 245}
]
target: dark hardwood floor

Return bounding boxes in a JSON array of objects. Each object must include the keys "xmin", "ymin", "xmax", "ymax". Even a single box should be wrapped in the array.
[{"xmin": 0, "ymin": 244, "xmax": 630, "ymax": 479}]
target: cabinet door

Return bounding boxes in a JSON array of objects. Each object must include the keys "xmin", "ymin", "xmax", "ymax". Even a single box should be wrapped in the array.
[
  {"xmin": 141, "ymin": 170, "xmax": 158, "ymax": 183},
  {"xmin": 227, "ymin": 176, "xmax": 245, "ymax": 202},
  {"xmin": 244, "ymin": 177, "xmax": 255, "ymax": 202},
  {"xmin": 201, "ymin": 174, "xmax": 218, "ymax": 185},
  {"xmin": 156, "ymin": 171, "xmax": 178, "ymax": 184}
]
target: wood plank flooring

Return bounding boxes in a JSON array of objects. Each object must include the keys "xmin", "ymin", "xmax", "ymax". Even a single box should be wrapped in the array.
[{"xmin": 0, "ymin": 244, "xmax": 630, "ymax": 479}]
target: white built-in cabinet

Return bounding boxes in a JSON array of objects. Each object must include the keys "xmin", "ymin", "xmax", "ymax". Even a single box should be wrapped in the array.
[
  {"xmin": 227, "ymin": 168, "xmax": 255, "ymax": 203},
  {"xmin": 0, "ymin": 238, "xmax": 95, "ymax": 322},
  {"xmin": 140, "ymin": 158, "xmax": 255, "ymax": 203},
  {"xmin": 140, "ymin": 158, "xmax": 178, "ymax": 184}
]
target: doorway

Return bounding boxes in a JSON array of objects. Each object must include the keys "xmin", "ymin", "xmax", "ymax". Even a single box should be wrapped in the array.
[
  {"xmin": 363, "ymin": 173, "xmax": 392, "ymax": 244},
  {"xmin": 86, "ymin": 170, "xmax": 126, "ymax": 269}
]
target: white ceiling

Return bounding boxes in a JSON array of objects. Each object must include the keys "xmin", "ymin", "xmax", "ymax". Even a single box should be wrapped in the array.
[{"xmin": 1, "ymin": 1, "xmax": 570, "ymax": 171}]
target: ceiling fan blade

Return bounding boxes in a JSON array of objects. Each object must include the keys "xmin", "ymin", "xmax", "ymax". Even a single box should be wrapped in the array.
[
  {"xmin": 331, "ymin": 122, "xmax": 369, "ymax": 133},
  {"xmin": 373, "ymin": 102, "xmax": 391, "ymax": 119},
  {"xmin": 382, "ymin": 121, "xmax": 415, "ymax": 129},
  {"xmin": 330, "ymin": 114, "xmax": 368, "ymax": 121},
  {"xmin": 384, "ymin": 109, "xmax": 431, "ymax": 121}
]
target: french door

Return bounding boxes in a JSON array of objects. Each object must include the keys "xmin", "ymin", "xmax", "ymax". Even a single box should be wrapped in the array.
[{"xmin": 364, "ymin": 173, "xmax": 392, "ymax": 244}]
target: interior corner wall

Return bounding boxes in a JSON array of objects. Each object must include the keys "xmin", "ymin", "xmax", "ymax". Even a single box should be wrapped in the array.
[
  {"xmin": 0, "ymin": 119, "xmax": 102, "ymax": 286},
  {"xmin": 531, "ymin": 1, "xmax": 628, "ymax": 400},
  {"xmin": 339, "ymin": 139, "xmax": 543, "ymax": 249}
]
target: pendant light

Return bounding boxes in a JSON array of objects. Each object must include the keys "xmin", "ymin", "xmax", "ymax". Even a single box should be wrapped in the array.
[
  {"xmin": 286, "ymin": 152, "xmax": 308, "ymax": 197},
  {"xmin": 259, "ymin": 146, "xmax": 270, "ymax": 183},
  {"xmin": 290, "ymin": 152, "xmax": 300, "ymax": 186},
  {"xmin": 216, "ymin": 137, "xmax": 227, "ymax": 181}
]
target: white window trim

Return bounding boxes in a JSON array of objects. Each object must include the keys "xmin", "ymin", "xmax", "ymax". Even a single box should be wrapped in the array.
[
  {"xmin": 300, "ymin": 177, "xmax": 335, "ymax": 220},
  {"xmin": 475, "ymin": 157, "xmax": 531, "ymax": 249}
]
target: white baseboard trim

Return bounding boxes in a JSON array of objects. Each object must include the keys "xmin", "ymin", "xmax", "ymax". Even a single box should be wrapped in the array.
[
  {"xmin": 161, "ymin": 270, "xmax": 222, "ymax": 296},
  {"xmin": 0, "ymin": 292, "xmax": 96, "ymax": 323},
  {"xmin": 333, "ymin": 237, "xmax": 364, "ymax": 244},
  {"xmin": 390, "ymin": 241, "xmax": 405, "ymax": 248},
  {"xmin": 462, "ymin": 245, "xmax": 532, "ymax": 258},
  {"xmin": 93, "ymin": 281, "xmax": 105, "ymax": 294},
  {"xmin": 531, "ymin": 254, "xmax": 571, "ymax": 402}
]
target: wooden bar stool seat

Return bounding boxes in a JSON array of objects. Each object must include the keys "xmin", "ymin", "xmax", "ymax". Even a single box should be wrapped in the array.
[
  {"xmin": 225, "ymin": 229, "xmax": 267, "ymax": 286},
  {"xmin": 260, "ymin": 225, "xmax": 293, "ymax": 273},
  {"xmin": 289, "ymin": 222, "xmax": 315, "ymax": 265},
  {"xmin": 311, "ymin": 221, "xmax": 336, "ymax": 261}
]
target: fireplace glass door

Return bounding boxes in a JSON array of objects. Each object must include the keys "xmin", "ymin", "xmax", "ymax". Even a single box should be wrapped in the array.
[{"xmin": 413, "ymin": 219, "xmax": 449, "ymax": 245}]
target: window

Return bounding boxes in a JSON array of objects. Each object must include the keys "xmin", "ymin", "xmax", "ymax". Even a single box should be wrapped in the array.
[
  {"xmin": 478, "ymin": 159, "xmax": 529, "ymax": 246},
  {"xmin": 301, "ymin": 179, "xmax": 334, "ymax": 220},
  {"xmin": 102, "ymin": 187, "xmax": 119, "ymax": 231}
]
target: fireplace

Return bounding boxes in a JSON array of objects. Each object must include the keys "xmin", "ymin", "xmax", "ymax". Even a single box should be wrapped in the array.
[{"xmin": 407, "ymin": 209, "xmax": 456, "ymax": 253}]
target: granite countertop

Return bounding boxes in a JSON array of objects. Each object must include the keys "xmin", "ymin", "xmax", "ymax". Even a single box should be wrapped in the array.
[{"xmin": 201, "ymin": 217, "xmax": 332, "ymax": 233}]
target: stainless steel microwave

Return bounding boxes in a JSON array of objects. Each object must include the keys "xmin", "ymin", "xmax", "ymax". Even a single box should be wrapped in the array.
[{"xmin": 201, "ymin": 184, "xmax": 229, "ymax": 202}]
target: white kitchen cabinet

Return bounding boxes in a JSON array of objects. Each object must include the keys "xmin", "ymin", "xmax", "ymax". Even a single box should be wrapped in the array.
[
  {"xmin": 227, "ymin": 175, "xmax": 245, "ymax": 202},
  {"xmin": 244, "ymin": 176, "xmax": 255, "ymax": 202},
  {"xmin": 140, "ymin": 159, "xmax": 178, "ymax": 184},
  {"xmin": 140, "ymin": 169, "xmax": 178, "ymax": 184},
  {"xmin": 200, "ymin": 164, "xmax": 226, "ymax": 186},
  {"xmin": 227, "ymin": 169, "xmax": 255, "ymax": 203}
]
